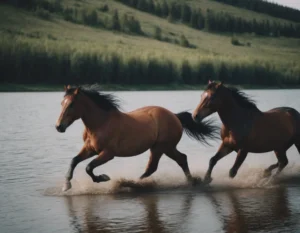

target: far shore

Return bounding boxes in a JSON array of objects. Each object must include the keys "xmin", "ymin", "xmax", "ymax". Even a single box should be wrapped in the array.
[{"xmin": 1, "ymin": 83, "xmax": 300, "ymax": 92}]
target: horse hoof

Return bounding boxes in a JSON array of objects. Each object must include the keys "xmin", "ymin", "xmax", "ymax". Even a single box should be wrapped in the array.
[
  {"xmin": 189, "ymin": 177, "xmax": 202, "ymax": 186},
  {"xmin": 229, "ymin": 169, "xmax": 237, "ymax": 178},
  {"xmin": 263, "ymin": 170, "xmax": 272, "ymax": 178},
  {"xmin": 62, "ymin": 181, "xmax": 72, "ymax": 192},
  {"xmin": 101, "ymin": 174, "xmax": 110, "ymax": 181},
  {"xmin": 203, "ymin": 176, "xmax": 213, "ymax": 185},
  {"xmin": 95, "ymin": 174, "xmax": 111, "ymax": 183}
]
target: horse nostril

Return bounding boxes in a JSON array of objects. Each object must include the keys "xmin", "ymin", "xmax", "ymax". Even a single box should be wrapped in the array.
[
  {"xmin": 56, "ymin": 124, "xmax": 66, "ymax": 133},
  {"xmin": 56, "ymin": 125, "xmax": 62, "ymax": 132}
]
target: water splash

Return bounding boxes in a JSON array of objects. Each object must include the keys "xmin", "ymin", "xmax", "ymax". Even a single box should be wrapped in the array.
[{"xmin": 43, "ymin": 165, "xmax": 300, "ymax": 197}]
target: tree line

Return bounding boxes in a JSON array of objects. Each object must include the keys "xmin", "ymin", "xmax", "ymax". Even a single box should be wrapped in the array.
[
  {"xmin": 1, "ymin": 38, "xmax": 299, "ymax": 87},
  {"xmin": 4, "ymin": 0, "xmax": 195, "ymax": 48},
  {"xmin": 115, "ymin": 0, "xmax": 300, "ymax": 38},
  {"xmin": 212, "ymin": 0, "xmax": 300, "ymax": 23},
  {"xmin": 206, "ymin": 10, "xmax": 300, "ymax": 37},
  {"xmin": 4, "ymin": 0, "xmax": 144, "ymax": 35}
]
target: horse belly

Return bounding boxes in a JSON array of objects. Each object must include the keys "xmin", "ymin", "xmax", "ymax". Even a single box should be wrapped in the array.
[
  {"xmin": 247, "ymin": 128, "xmax": 293, "ymax": 153},
  {"xmin": 115, "ymin": 125, "xmax": 157, "ymax": 157},
  {"xmin": 117, "ymin": 140, "xmax": 154, "ymax": 157}
]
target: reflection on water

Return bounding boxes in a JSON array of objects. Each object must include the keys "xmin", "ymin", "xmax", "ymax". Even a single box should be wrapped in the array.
[
  {"xmin": 64, "ymin": 193, "xmax": 193, "ymax": 233},
  {"xmin": 63, "ymin": 186, "xmax": 296, "ymax": 233},
  {"xmin": 209, "ymin": 188, "xmax": 292, "ymax": 233}
]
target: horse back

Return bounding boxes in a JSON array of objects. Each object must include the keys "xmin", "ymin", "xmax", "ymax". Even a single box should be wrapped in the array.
[
  {"xmin": 267, "ymin": 107, "xmax": 300, "ymax": 135},
  {"xmin": 244, "ymin": 107, "xmax": 299, "ymax": 152},
  {"xmin": 128, "ymin": 106, "xmax": 183, "ymax": 143}
]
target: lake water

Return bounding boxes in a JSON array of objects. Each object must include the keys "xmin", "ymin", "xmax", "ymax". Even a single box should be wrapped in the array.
[{"xmin": 1, "ymin": 90, "xmax": 300, "ymax": 233}]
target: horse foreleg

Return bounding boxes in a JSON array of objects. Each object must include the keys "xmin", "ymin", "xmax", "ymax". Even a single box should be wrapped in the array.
[
  {"xmin": 229, "ymin": 149, "xmax": 248, "ymax": 178},
  {"xmin": 140, "ymin": 148, "xmax": 163, "ymax": 179},
  {"xmin": 204, "ymin": 143, "xmax": 233, "ymax": 184},
  {"xmin": 85, "ymin": 151, "xmax": 114, "ymax": 183},
  {"xmin": 63, "ymin": 146, "xmax": 96, "ymax": 191}
]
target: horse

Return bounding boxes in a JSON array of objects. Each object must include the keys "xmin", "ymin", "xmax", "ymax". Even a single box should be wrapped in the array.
[
  {"xmin": 55, "ymin": 85, "xmax": 218, "ymax": 191},
  {"xmin": 192, "ymin": 80, "xmax": 300, "ymax": 184}
]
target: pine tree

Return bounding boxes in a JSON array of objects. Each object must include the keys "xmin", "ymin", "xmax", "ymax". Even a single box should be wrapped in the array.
[
  {"xmin": 154, "ymin": 26, "xmax": 162, "ymax": 40},
  {"xmin": 161, "ymin": 0, "xmax": 169, "ymax": 17},
  {"xmin": 147, "ymin": 0, "xmax": 155, "ymax": 14},
  {"xmin": 111, "ymin": 10, "xmax": 121, "ymax": 31},
  {"xmin": 190, "ymin": 10, "xmax": 198, "ymax": 28},
  {"xmin": 196, "ymin": 9, "xmax": 205, "ymax": 29},
  {"xmin": 180, "ymin": 34, "xmax": 190, "ymax": 47},
  {"xmin": 155, "ymin": 2, "xmax": 162, "ymax": 17},
  {"xmin": 181, "ymin": 3, "xmax": 191, "ymax": 23}
]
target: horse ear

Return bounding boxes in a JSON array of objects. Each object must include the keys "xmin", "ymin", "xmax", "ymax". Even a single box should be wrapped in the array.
[
  {"xmin": 64, "ymin": 85, "xmax": 72, "ymax": 91},
  {"xmin": 74, "ymin": 87, "xmax": 80, "ymax": 95},
  {"xmin": 208, "ymin": 80, "xmax": 212, "ymax": 84}
]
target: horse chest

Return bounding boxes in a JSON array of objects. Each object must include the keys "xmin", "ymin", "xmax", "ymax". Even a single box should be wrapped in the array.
[
  {"xmin": 227, "ymin": 125, "xmax": 251, "ymax": 148},
  {"xmin": 86, "ymin": 133, "xmax": 109, "ymax": 153}
]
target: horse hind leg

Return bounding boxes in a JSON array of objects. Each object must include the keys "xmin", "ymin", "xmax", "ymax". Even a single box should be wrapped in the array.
[
  {"xmin": 164, "ymin": 149, "xmax": 194, "ymax": 184},
  {"xmin": 266, "ymin": 138, "xmax": 294, "ymax": 178},
  {"xmin": 263, "ymin": 162, "xmax": 279, "ymax": 177},
  {"xmin": 273, "ymin": 150, "xmax": 288, "ymax": 177},
  {"xmin": 140, "ymin": 148, "xmax": 163, "ymax": 179}
]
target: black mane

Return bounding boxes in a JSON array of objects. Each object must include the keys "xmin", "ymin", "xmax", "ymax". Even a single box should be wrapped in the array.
[
  {"xmin": 65, "ymin": 84, "xmax": 120, "ymax": 111},
  {"xmin": 227, "ymin": 86, "xmax": 259, "ymax": 111}
]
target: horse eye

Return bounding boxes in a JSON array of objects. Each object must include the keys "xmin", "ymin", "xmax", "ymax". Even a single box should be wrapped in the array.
[{"xmin": 208, "ymin": 94, "xmax": 216, "ymax": 104}]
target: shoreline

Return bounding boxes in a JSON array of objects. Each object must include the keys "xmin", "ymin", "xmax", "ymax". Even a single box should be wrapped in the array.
[{"xmin": 1, "ymin": 83, "xmax": 300, "ymax": 92}]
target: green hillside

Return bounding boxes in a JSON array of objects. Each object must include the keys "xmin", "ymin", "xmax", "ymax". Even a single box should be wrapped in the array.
[{"xmin": 1, "ymin": 0, "xmax": 300, "ymax": 91}]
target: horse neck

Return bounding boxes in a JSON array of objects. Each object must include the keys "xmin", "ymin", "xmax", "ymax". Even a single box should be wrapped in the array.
[
  {"xmin": 80, "ymin": 95, "xmax": 119, "ymax": 132},
  {"xmin": 217, "ymin": 93, "xmax": 256, "ymax": 131}
]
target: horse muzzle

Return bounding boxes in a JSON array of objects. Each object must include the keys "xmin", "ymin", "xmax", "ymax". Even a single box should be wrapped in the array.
[{"xmin": 55, "ymin": 124, "xmax": 66, "ymax": 133}]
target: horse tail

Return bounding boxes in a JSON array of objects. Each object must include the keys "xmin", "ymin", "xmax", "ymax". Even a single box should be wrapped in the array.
[{"xmin": 175, "ymin": 111, "xmax": 220, "ymax": 145}]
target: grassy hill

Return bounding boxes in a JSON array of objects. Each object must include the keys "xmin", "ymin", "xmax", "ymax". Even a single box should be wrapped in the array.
[{"xmin": 1, "ymin": 0, "xmax": 300, "ymax": 91}]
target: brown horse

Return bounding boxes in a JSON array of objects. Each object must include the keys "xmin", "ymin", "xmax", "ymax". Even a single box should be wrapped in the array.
[
  {"xmin": 55, "ymin": 85, "xmax": 218, "ymax": 191},
  {"xmin": 192, "ymin": 81, "xmax": 300, "ymax": 184}
]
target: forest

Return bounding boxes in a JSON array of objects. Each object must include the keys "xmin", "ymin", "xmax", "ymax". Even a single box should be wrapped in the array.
[
  {"xmin": 212, "ymin": 0, "xmax": 300, "ymax": 23},
  {"xmin": 115, "ymin": 0, "xmax": 300, "ymax": 38},
  {"xmin": 1, "ymin": 0, "xmax": 300, "ymax": 89}
]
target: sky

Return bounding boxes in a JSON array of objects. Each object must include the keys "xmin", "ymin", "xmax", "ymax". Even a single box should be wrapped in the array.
[{"xmin": 267, "ymin": 0, "xmax": 300, "ymax": 10}]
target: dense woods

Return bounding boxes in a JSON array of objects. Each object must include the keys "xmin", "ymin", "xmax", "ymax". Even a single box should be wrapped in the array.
[
  {"xmin": 115, "ymin": 0, "xmax": 300, "ymax": 38},
  {"xmin": 5, "ymin": 0, "xmax": 300, "ymax": 38},
  {"xmin": 4, "ymin": 0, "xmax": 144, "ymax": 35},
  {"xmin": 1, "ymin": 0, "xmax": 300, "ymax": 88},
  {"xmin": 1, "ymin": 38, "xmax": 299, "ymax": 86},
  {"xmin": 212, "ymin": 0, "xmax": 300, "ymax": 23}
]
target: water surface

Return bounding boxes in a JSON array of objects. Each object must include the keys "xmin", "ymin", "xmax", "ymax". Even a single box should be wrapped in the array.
[{"xmin": 1, "ymin": 90, "xmax": 300, "ymax": 233}]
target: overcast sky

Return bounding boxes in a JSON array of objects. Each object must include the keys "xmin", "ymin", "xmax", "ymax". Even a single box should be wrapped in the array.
[{"xmin": 267, "ymin": 0, "xmax": 300, "ymax": 10}]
